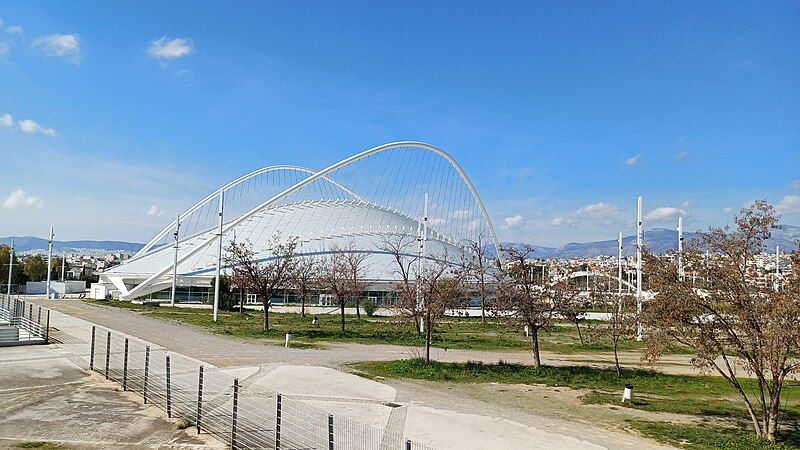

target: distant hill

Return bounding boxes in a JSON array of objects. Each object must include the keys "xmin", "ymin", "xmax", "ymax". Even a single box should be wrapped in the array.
[
  {"xmin": 496, "ymin": 225, "xmax": 799, "ymax": 259},
  {"xmin": 0, "ymin": 236, "xmax": 144, "ymax": 255}
]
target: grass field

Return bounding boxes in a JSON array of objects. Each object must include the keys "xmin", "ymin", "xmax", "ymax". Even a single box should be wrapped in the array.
[
  {"xmin": 89, "ymin": 299, "xmax": 685, "ymax": 354},
  {"xmin": 352, "ymin": 359, "xmax": 800, "ymax": 449}
]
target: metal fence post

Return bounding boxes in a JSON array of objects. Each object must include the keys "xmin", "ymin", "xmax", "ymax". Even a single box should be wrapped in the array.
[
  {"xmin": 45, "ymin": 310, "xmax": 50, "ymax": 342},
  {"xmin": 328, "ymin": 415, "xmax": 334, "ymax": 450},
  {"xmin": 143, "ymin": 346, "xmax": 150, "ymax": 404},
  {"xmin": 37, "ymin": 306, "xmax": 41, "ymax": 325},
  {"xmin": 166, "ymin": 355, "xmax": 172, "ymax": 418},
  {"xmin": 231, "ymin": 378, "xmax": 239, "ymax": 449},
  {"xmin": 122, "ymin": 338, "xmax": 129, "ymax": 391},
  {"xmin": 276, "ymin": 393, "xmax": 282, "ymax": 450},
  {"xmin": 406, "ymin": 439, "xmax": 412, "ymax": 450},
  {"xmin": 28, "ymin": 303, "xmax": 32, "ymax": 320},
  {"xmin": 89, "ymin": 326, "xmax": 96, "ymax": 370},
  {"xmin": 196, "ymin": 365, "xmax": 204, "ymax": 434},
  {"xmin": 104, "ymin": 331, "xmax": 111, "ymax": 379}
]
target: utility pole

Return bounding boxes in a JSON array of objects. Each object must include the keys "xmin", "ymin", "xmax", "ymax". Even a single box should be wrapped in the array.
[
  {"xmin": 6, "ymin": 238, "xmax": 14, "ymax": 297},
  {"xmin": 213, "ymin": 192, "xmax": 224, "ymax": 322},
  {"xmin": 46, "ymin": 227, "xmax": 54, "ymax": 299},
  {"xmin": 617, "ymin": 232, "xmax": 623, "ymax": 297},
  {"xmin": 170, "ymin": 214, "xmax": 181, "ymax": 306},
  {"xmin": 636, "ymin": 196, "xmax": 643, "ymax": 341},
  {"xmin": 677, "ymin": 217, "xmax": 684, "ymax": 281}
]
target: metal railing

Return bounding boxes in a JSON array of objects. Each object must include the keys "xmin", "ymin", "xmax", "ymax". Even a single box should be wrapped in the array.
[
  {"xmin": 0, "ymin": 295, "xmax": 50, "ymax": 345},
  {"xmin": 88, "ymin": 325, "xmax": 435, "ymax": 450}
]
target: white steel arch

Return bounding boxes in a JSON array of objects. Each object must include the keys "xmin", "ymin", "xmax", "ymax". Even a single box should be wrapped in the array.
[{"xmin": 118, "ymin": 142, "xmax": 500, "ymax": 300}]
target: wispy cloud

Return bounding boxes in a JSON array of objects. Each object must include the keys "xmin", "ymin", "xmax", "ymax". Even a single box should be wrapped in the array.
[
  {"xmin": 0, "ymin": 113, "xmax": 11, "ymax": 127},
  {"xmin": 500, "ymin": 214, "xmax": 525, "ymax": 230},
  {"xmin": 146, "ymin": 205, "xmax": 165, "ymax": 217},
  {"xmin": 18, "ymin": 119, "xmax": 57, "ymax": 136},
  {"xmin": 775, "ymin": 195, "xmax": 800, "ymax": 214},
  {"xmin": 32, "ymin": 34, "xmax": 81, "ymax": 64},
  {"xmin": 551, "ymin": 202, "xmax": 620, "ymax": 227},
  {"xmin": 624, "ymin": 154, "xmax": 641, "ymax": 166},
  {"xmin": 789, "ymin": 181, "xmax": 800, "ymax": 190},
  {"xmin": 2, "ymin": 188, "xmax": 44, "ymax": 210},
  {"xmin": 644, "ymin": 206, "xmax": 685, "ymax": 221},
  {"xmin": 6, "ymin": 26, "xmax": 22, "ymax": 35},
  {"xmin": 675, "ymin": 151, "xmax": 688, "ymax": 160},
  {"xmin": 147, "ymin": 37, "xmax": 193, "ymax": 60},
  {"xmin": 0, "ymin": 42, "xmax": 9, "ymax": 56}
]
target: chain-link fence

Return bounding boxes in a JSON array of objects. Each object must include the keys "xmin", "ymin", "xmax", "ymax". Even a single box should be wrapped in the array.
[{"xmin": 88, "ymin": 325, "xmax": 435, "ymax": 450}]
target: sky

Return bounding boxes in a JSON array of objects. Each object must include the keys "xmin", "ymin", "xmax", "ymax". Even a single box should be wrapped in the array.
[{"xmin": 1, "ymin": 1, "xmax": 799, "ymax": 247}]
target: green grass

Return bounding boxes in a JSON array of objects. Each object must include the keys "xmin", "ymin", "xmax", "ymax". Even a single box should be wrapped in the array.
[
  {"xmin": 353, "ymin": 359, "xmax": 800, "ymax": 440},
  {"xmin": 627, "ymin": 420, "xmax": 798, "ymax": 450},
  {"xmin": 15, "ymin": 442, "xmax": 65, "ymax": 449},
  {"xmin": 87, "ymin": 299, "xmax": 683, "ymax": 354}
]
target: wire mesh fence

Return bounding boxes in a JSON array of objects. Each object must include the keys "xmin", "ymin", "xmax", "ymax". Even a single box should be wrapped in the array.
[{"xmin": 87, "ymin": 325, "xmax": 436, "ymax": 449}]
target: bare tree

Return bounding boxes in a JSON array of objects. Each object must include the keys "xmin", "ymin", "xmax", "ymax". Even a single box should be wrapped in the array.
[
  {"xmin": 643, "ymin": 201, "xmax": 800, "ymax": 443},
  {"xmin": 320, "ymin": 242, "xmax": 366, "ymax": 332},
  {"xmin": 590, "ymin": 276, "xmax": 637, "ymax": 377},
  {"xmin": 417, "ymin": 254, "xmax": 466, "ymax": 362},
  {"xmin": 496, "ymin": 244, "xmax": 579, "ymax": 367},
  {"xmin": 225, "ymin": 236, "xmax": 297, "ymax": 330},
  {"xmin": 466, "ymin": 234, "xmax": 494, "ymax": 324},
  {"xmin": 379, "ymin": 234, "xmax": 419, "ymax": 332},
  {"xmin": 290, "ymin": 255, "xmax": 320, "ymax": 318}
]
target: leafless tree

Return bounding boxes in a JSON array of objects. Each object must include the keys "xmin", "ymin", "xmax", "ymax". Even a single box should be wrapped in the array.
[
  {"xmin": 589, "ymin": 276, "xmax": 638, "ymax": 377},
  {"xmin": 225, "ymin": 236, "xmax": 297, "ymax": 330},
  {"xmin": 289, "ymin": 255, "xmax": 320, "ymax": 318},
  {"xmin": 379, "ymin": 234, "xmax": 420, "ymax": 331},
  {"xmin": 495, "ymin": 244, "xmax": 579, "ymax": 367},
  {"xmin": 467, "ymin": 233, "xmax": 494, "ymax": 324},
  {"xmin": 643, "ymin": 201, "xmax": 799, "ymax": 443},
  {"xmin": 417, "ymin": 254, "xmax": 467, "ymax": 362},
  {"xmin": 320, "ymin": 242, "xmax": 366, "ymax": 332}
]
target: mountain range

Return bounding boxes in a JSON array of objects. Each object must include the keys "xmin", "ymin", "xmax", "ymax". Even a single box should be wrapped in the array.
[{"xmin": 2, "ymin": 224, "xmax": 798, "ymax": 259}]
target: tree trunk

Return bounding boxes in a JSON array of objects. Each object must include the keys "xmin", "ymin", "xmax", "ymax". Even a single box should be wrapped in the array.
[
  {"xmin": 613, "ymin": 336, "xmax": 621, "ymax": 377},
  {"xmin": 481, "ymin": 297, "xmax": 486, "ymax": 325},
  {"xmin": 356, "ymin": 298, "xmax": 361, "ymax": 319},
  {"xmin": 238, "ymin": 288, "xmax": 243, "ymax": 313},
  {"xmin": 766, "ymin": 381, "xmax": 782, "ymax": 443},
  {"xmin": 574, "ymin": 318, "xmax": 584, "ymax": 344},
  {"xmin": 425, "ymin": 313, "xmax": 432, "ymax": 363},
  {"xmin": 300, "ymin": 292, "xmax": 306, "ymax": 318},
  {"xmin": 268, "ymin": 295, "xmax": 269, "ymax": 331},
  {"xmin": 340, "ymin": 301, "xmax": 346, "ymax": 332},
  {"xmin": 531, "ymin": 327, "xmax": 541, "ymax": 367}
]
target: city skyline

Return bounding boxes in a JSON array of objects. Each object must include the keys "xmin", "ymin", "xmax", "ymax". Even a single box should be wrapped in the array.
[{"xmin": 1, "ymin": 2, "xmax": 799, "ymax": 246}]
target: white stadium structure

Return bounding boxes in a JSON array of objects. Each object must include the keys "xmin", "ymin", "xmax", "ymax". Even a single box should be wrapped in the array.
[{"xmin": 94, "ymin": 142, "xmax": 500, "ymax": 304}]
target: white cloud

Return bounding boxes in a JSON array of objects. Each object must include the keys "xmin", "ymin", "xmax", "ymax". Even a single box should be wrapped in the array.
[
  {"xmin": 31, "ymin": 34, "xmax": 81, "ymax": 63},
  {"xmin": 644, "ymin": 206, "xmax": 686, "ymax": 221},
  {"xmin": 2, "ymin": 188, "xmax": 44, "ymax": 209},
  {"xmin": 675, "ymin": 151, "xmax": 688, "ymax": 160},
  {"xmin": 550, "ymin": 216, "xmax": 568, "ymax": 226},
  {"xmin": 723, "ymin": 207, "xmax": 733, "ymax": 213},
  {"xmin": 146, "ymin": 205, "xmax": 165, "ymax": 217},
  {"xmin": 6, "ymin": 26, "xmax": 23, "ymax": 35},
  {"xmin": 0, "ymin": 113, "xmax": 11, "ymax": 127},
  {"xmin": 775, "ymin": 195, "xmax": 800, "ymax": 214},
  {"xmin": 18, "ymin": 119, "xmax": 57, "ymax": 136},
  {"xmin": 789, "ymin": 181, "xmax": 800, "ymax": 190},
  {"xmin": 147, "ymin": 37, "xmax": 193, "ymax": 60},
  {"xmin": 624, "ymin": 154, "xmax": 641, "ymax": 166},
  {"xmin": 576, "ymin": 202, "xmax": 619, "ymax": 220},
  {"xmin": 0, "ymin": 42, "xmax": 9, "ymax": 56},
  {"xmin": 501, "ymin": 214, "xmax": 525, "ymax": 230}
]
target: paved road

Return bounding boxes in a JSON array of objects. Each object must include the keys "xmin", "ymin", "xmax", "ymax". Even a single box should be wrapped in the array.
[{"xmin": 29, "ymin": 298, "xmax": 676, "ymax": 449}]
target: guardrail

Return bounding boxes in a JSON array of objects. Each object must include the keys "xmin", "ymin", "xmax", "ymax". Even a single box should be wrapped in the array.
[
  {"xmin": 0, "ymin": 295, "xmax": 50, "ymax": 345},
  {"xmin": 89, "ymin": 325, "xmax": 434, "ymax": 450}
]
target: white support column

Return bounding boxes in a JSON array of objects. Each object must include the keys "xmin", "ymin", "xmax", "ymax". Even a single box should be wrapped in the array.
[
  {"xmin": 170, "ymin": 214, "xmax": 181, "ymax": 307},
  {"xmin": 213, "ymin": 192, "xmax": 224, "ymax": 322},
  {"xmin": 775, "ymin": 245, "xmax": 780, "ymax": 292},
  {"xmin": 636, "ymin": 196, "xmax": 643, "ymax": 341},
  {"xmin": 617, "ymin": 232, "xmax": 623, "ymax": 297},
  {"xmin": 6, "ymin": 239, "xmax": 14, "ymax": 297},
  {"xmin": 677, "ymin": 217, "xmax": 684, "ymax": 281},
  {"xmin": 46, "ymin": 227, "xmax": 54, "ymax": 299}
]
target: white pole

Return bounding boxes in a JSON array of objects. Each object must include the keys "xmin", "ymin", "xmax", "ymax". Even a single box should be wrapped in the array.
[
  {"xmin": 677, "ymin": 217, "xmax": 683, "ymax": 281},
  {"xmin": 170, "ymin": 214, "xmax": 181, "ymax": 306},
  {"xmin": 46, "ymin": 227, "xmax": 54, "ymax": 299},
  {"xmin": 636, "ymin": 196, "xmax": 643, "ymax": 340},
  {"xmin": 61, "ymin": 252, "xmax": 66, "ymax": 281},
  {"xmin": 775, "ymin": 245, "xmax": 780, "ymax": 292},
  {"xmin": 213, "ymin": 191, "xmax": 224, "ymax": 322},
  {"xmin": 6, "ymin": 239, "xmax": 14, "ymax": 297},
  {"xmin": 618, "ymin": 232, "xmax": 623, "ymax": 297}
]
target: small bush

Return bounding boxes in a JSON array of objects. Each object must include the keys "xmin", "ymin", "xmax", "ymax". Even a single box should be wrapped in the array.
[{"xmin": 362, "ymin": 298, "xmax": 377, "ymax": 317}]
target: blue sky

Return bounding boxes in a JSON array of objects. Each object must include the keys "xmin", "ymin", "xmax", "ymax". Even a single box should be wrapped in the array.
[{"xmin": 1, "ymin": 1, "xmax": 799, "ymax": 246}]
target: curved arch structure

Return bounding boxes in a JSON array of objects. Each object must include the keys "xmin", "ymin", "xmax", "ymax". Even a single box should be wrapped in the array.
[{"xmin": 105, "ymin": 142, "xmax": 500, "ymax": 301}]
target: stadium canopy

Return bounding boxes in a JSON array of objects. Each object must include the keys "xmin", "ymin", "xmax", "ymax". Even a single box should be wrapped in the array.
[{"xmin": 103, "ymin": 142, "xmax": 500, "ymax": 300}]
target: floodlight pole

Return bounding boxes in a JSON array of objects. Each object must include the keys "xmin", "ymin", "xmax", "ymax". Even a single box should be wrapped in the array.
[
  {"xmin": 6, "ymin": 238, "xmax": 14, "ymax": 297},
  {"xmin": 636, "ymin": 196, "xmax": 643, "ymax": 341},
  {"xmin": 213, "ymin": 191, "xmax": 224, "ymax": 322},
  {"xmin": 61, "ymin": 252, "xmax": 66, "ymax": 281},
  {"xmin": 617, "ymin": 232, "xmax": 623, "ymax": 298},
  {"xmin": 170, "ymin": 214, "xmax": 181, "ymax": 306},
  {"xmin": 677, "ymin": 217, "xmax": 684, "ymax": 281},
  {"xmin": 415, "ymin": 193, "xmax": 429, "ymax": 333},
  {"xmin": 46, "ymin": 227, "xmax": 54, "ymax": 299}
]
